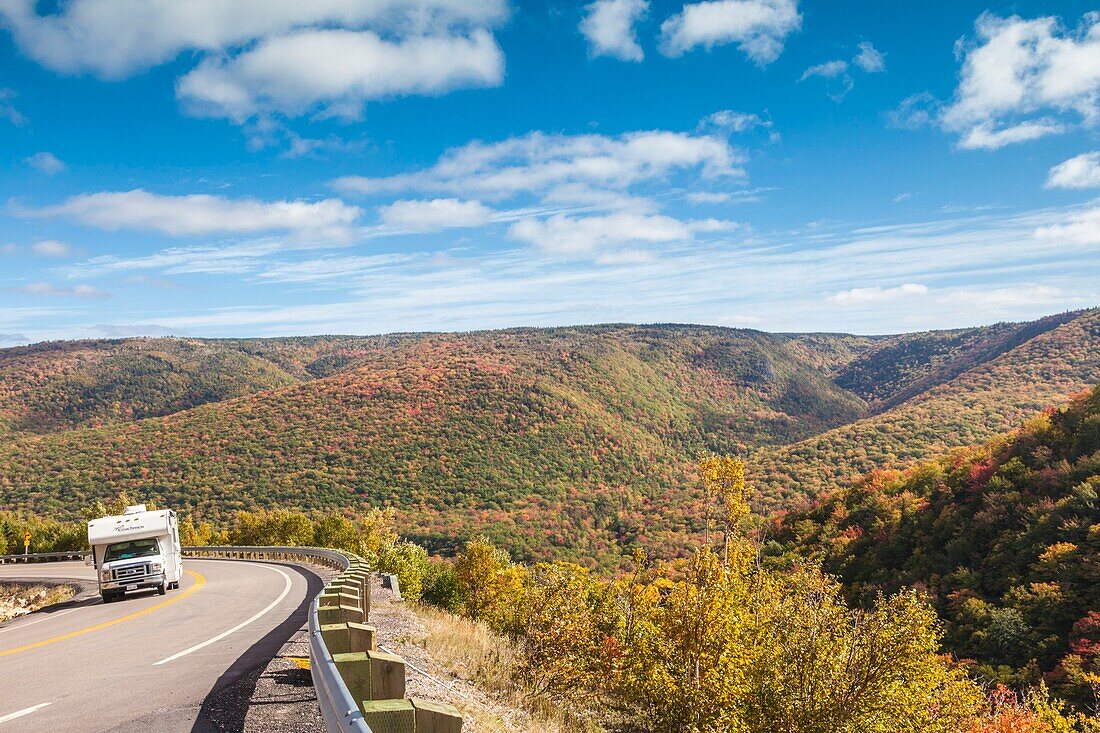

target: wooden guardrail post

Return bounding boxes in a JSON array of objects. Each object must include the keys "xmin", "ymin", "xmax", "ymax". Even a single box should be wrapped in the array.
[
  {"xmin": 320, "ymin": 622, "xmax": 377, "ymax": 654},
  {"xmin": 360, "ymin": 700, "xmax": 415, "ymax": 732},
  {"xmin": 411, "ymin": 698, "xmax": 463, "ymax": 733}
]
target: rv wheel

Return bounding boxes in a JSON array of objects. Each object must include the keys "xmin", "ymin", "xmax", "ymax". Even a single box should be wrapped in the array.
[{"xmin": 157, "ymin": 584, "xmax": 167, "ymax": 596}]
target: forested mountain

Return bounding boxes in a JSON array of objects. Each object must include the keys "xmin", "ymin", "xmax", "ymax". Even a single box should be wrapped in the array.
[
  {"xmin": 773, "ymin": 383, "xmax": 1100, "ymax": 707},
  {"xmin": 750, "ymin": 309, "xmax": 1100, "ymax": 508},
  {"xmin": 0, "ymin": 310, "xmax": 1096, "ymax": 564}
]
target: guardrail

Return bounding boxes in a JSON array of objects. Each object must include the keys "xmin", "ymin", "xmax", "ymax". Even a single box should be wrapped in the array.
[
  {"xmin": 2, "ymin": 546, "xmax": 463, "ymax": 732},
  {"xmin": 182, "ymin": 546, "xmax": 373, "ymax": 732},
  {"xmin": 0, "ymin": 550, "xmax": 88, "ymax": 563}
]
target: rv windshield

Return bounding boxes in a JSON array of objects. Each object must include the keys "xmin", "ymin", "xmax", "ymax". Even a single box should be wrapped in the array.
[{"xmin": 104, "ymin": 538, "xmax": 160, "ymax": 562}]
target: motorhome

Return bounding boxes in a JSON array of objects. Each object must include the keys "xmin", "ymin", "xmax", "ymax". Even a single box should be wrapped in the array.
[{"xmin": 87, "ymin": 505, "xmax": 183, "ymax": 602}]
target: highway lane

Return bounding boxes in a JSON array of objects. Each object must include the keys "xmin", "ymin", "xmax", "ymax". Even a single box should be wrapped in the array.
[{"xmin": 0, "ymin": 559, "xmax": 323, "ymax": 732}]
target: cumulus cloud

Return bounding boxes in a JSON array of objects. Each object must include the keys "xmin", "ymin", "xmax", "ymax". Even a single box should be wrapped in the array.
[
  {"xmin": 334, "ymin": 128, "xmax": 744, "ymax": 204},
  {"xmin": 25, "ymin": 151, "xmax": 65, "ymax": 174},
  {"xmin": 177, "ymin": 29, "xmax": 504, "ymax": 122},
  {"xmin": 378, "ymin": 198, "xmax": 494, "ymax": 231},
  {"xmin": 1046, "ymin": 151, "xmax": 1100, "ymax": 189},
  {"xmin": 0, "ymin": 0, "xmax": 508, "ymax": 128},
  {"xmin": 25, "ymin": 189, "xmax": 362, "ymax": 239},
  {"xmin": 580, "ymin": 0, "xmax": 648, "ymax": 62},
  {"xmin": 941, "ymin": 12, "xmax": 1100, "ymax": 150},
  {"xmin": 853, "ymin": 41, "xmax": 885, "ymax": 72},
  {"xmin": 31, "ymin": 239, "xmax": 74, "ymax": 257},
  {"xmin": 827, "ymin": 283, "xmax": 928, "ymax": 304},
  {"xmin": 15, "ymin": 282, "xmax": 108, "ymax": 299},
  {"xmin": 508, "ymin": 212, "xmax": 734, "ymax": 255},
  {"xmin": 0, "ymin": 0, "xmax": 508, "ymax": 77},
  {"xmin": 659, "ymin": 0, "xmax": 801, "ymax": 65}
]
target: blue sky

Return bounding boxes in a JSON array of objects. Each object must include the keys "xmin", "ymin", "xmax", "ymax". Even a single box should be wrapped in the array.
[{"xmin": 0, "ymin": 0, "xmax": 1098, "ymax": 344}]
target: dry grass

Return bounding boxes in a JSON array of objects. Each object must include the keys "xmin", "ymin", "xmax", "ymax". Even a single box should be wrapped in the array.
[
  {"xmin": 414, "ymin": 606, "xmax": 605, "ymax": 733},
  {"xmin": 0, "ymin": 581, "xmax": 77, "ymax": 622}
]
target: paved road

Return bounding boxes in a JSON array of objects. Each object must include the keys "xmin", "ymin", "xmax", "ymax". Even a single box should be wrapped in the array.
[{"xmin": 0, "ymin": 559, "xmax": 323, "ymax": 732}]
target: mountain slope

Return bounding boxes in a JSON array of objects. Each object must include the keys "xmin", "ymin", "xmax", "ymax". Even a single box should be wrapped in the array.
[
  {"xmin": 772, "ymin": 384, "xmax": 1100, "ymax": 705},
  {"xmin": 0, "ymin": 326, "xmax": 870, "ymax": 562},
  {"xmin": 0, "ymin": 311, "xmax": 1096, "ymax": 564},
  {"xmin": 750, "ymin": 309, "xmax": 1100, "ymax": 508}
]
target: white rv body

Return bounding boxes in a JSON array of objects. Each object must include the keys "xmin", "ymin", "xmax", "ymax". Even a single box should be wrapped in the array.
[{"xmin": 87, "ymin": 505, "xmax": 183, "ymax": 602}]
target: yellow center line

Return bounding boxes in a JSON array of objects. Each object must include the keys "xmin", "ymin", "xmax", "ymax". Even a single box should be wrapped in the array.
[{"xmin": 0, "ymin": 569, "xmax": 206, "ymax": 658}]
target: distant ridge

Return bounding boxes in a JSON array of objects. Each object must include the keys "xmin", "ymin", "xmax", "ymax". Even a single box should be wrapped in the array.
[{"xmin": 0, "ymin": 309, "xmax": 1096, "ymax": 565}]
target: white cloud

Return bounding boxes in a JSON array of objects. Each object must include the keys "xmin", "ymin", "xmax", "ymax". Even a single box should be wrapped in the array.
[
  {"xmin": 377, "ymin": 198, "xmax": 494, "ymax": 231},
  {"xmin": 893, "ymin": 192, "xmax": 912, "ymax": 202},
  {"xmin": 0, "ymin": 0, "xmax": 508, "ymax": 78},
  {"xmin": 15, "ymin": 282, "xmax": 108, "ymax": 299},
  {"xmin": 942, "ymin": 12, "xmax": 1100, "ymax": 150},
  {"xmin": 30, "ymin": 202, "xmax": 1097, "ymax": 340},
  {"xmin": 31, "ymin": 239, "xmax": 74, "ymax": 257},
  {"xmin": 0, "ymin": 1, "xmax": 508, "ymax": 128},
  {"xmin": 1035, "ymin": 205, "xmax": 1100, "ymax": 244},
  {"xmin": 508, "ymin": 212, "xmax": 733, "ymax": 255},
  {"xmin": 177, "ymin": 29, "xmax": 504, "ymax": 122},
  {"xmin": 580, "ymin": 0, "xmax": 648, "ymax": 62},
  {"xmin": 0, "ymin": 87, "xmax": 25, "ymax": 125},
  {"xmin": 800, "ymin": 59, "xmax": 854, "ymax": 101},
  {"xmin": 800, "ymin": 60, "xmax": 847, "ymax": 81},
  {"xmin": 659, "ymin": 0, "xmax": 801, "ymax": 65},
  {"xmin": 26, "ymin": 189, "xmax": 362, "ymax": 239},
  {"xmin": 887, "ymin": 92, "xmax": 941, "ymax": 129},
  {"xmin": 334, "ymin": 128, "xmax": 744, "ymax": 204},
  {"xmin": 686, "ymin": 191, "xmax": 732, "ymax": 203},
  {"xmin": 937, "ymin": 284, "xmax": 1064, "ymax": 310},
  {"xmin": 0, "ymin": 242, "xmax": 19, "ymax": 254},
  {"xmin": 957, "ymin": 119, "xmax": 1065, "ymax": 150},
  {"xmin": 698, "ymin": 109, "xmax": 773, "ymax": 134},
  {"xmin": 853, "ymin": 41, "xmax": 885, "ymax": 72},
  {"xmin": 827, "ymin": 283, "xmax": 928, "ymax": 304},
  {"xmin": 25, "ymin": 151, "xmax": 66, "ymax": 174},
  {"xmin": 1046, "ymin": 151, "xmax": 1100, "ymax": 189}
]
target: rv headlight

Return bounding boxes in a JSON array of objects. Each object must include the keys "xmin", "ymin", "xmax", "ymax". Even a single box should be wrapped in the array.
[
  {"xmin": 100, "ymin": 569, "xmax": 110, "ymax": 582},
  {"xmin": 151, "ymin": 562, "xmax": 162, "ymax": 572}
]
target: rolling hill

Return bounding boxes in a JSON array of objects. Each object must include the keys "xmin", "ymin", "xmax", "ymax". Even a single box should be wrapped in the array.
[{"xmin": 0, "ymin": 310, "xmax": 1096, "ymax": 564}]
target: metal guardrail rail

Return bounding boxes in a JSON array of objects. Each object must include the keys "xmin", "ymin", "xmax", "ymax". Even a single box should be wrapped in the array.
[
  {"xmin": 0, "ymin": 550, "xmax": 89, "ymax": 563},
  {"xmin": 3, "ymin": 546, "xmax": 373, "ymax": 733}
]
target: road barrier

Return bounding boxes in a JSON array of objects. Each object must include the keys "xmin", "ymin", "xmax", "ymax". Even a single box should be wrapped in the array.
[
  {"xmin": 4, "ymin": 546, "xmax": 464, "ymax": 733},
  {"xmin": 0, "ymin": 550, "xmax": 89, "ymax": 563}
]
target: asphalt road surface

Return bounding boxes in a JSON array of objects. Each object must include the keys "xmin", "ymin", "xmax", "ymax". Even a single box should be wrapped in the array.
[{"xmin": 0, "ymin": 559, "xmax": 323, "ymax": 732}]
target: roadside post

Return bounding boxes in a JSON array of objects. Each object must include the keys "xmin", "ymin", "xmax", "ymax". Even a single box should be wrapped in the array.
[{"xmin": 23, "ymin": 532, "xmax": 30, "ymax": 555}]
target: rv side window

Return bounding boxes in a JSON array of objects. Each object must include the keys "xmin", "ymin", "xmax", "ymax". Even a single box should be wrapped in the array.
[{"xmin": 104, "ymin": 539, "xmax": 161, "ymax": 562}]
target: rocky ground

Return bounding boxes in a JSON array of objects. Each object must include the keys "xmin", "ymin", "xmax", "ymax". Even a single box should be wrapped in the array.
[{"xmin": 0, "ymin": 581, "xmax": 77, "ymax": 622}]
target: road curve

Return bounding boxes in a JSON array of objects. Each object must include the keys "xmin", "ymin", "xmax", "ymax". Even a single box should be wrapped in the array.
[{"xmin": 0, "ymin": 558, "xmax": 323, "ymax": 732}]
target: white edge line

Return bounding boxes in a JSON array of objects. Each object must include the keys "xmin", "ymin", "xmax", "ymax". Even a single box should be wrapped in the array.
[
  {"xmin": 0, "ymin": 702, "xmax": 52, "ymax": 724},
  {"xmin": 153, "ymin": 564, "xmax": 293, "ymax": 666},
  {"xmin": 0, "ymin": 607, "xmax": 79, "ymax": 635}
]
